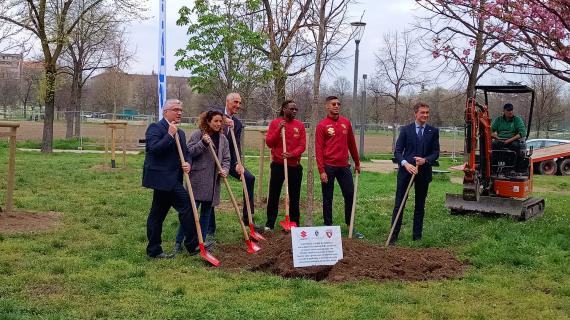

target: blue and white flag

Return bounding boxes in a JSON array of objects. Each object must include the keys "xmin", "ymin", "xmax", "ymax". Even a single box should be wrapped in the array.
[{"xmin": 158, "ymin": 0, "xmax": 167, "ymax": 120}]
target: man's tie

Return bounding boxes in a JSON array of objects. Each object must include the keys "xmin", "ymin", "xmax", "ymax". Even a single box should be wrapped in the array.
[{"xmin": 417, "ymin": 126, "xmax": 424, "ymax": 140}]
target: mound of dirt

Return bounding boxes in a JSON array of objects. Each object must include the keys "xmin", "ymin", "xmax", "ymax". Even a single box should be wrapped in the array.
[
  {"xmin": 214, "ymin": 232, "xmax": 467, "ymax": 283},
  {"xmin": 0, "ymin": 211, "xmax": 61, "ymax": 235}
]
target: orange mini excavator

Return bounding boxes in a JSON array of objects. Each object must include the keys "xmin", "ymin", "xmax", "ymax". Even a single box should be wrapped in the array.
[{"xmin": 445, "ymin": 85, "xmax": 545, "ymax": 220}]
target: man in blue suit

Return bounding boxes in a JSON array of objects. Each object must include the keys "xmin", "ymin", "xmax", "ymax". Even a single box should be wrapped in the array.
[
  {"xmin": 142, "ymin": 99, "xmax": 199, "ymax": 258},
  {"xmin": 389, "ymin": 102, "xmax": 440, "ymax": 245},
  {"xmin": 208, "ymin": 92, "xmax": 259, "ymax": 237}
]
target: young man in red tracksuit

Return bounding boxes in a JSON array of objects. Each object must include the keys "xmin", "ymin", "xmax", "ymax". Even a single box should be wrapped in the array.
[
  {"xmin": 315, "ymin": 95, "xmax": 363, "ymax": 238},
  {"xmin": 265, "ymin": 100, "xmax": 306, "ymax": 230}
]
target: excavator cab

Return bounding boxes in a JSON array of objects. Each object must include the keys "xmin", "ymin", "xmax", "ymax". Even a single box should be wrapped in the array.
[{"xmin": 445, "ymin": 85, "xmax": 545, "ymax": 220}]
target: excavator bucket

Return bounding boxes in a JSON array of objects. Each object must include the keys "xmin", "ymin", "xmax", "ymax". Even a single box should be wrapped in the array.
[{"xmin": 445, "ymin": 193, "xmax": 545, "ymax": 221}]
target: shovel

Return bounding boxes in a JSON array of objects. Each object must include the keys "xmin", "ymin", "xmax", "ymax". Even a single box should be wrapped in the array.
[
  {"xmin": 279, "ymin": 127, "xmax": 297, "ymax": 231},
  {"xmin": 385, "ymin": 165, "xmax": 418, "ymax": 247},
  {"xmin": 348, "ymin": 172, "xmax": 359, "ymax": 238},
  {"xmin": 229, "ymin": 128, "xmax": 265, "ymax": 241},
  {"xmin": 174, "ymin": 132, "xmax": 220, "ymax": 266},
  {"xmin": 207, "ymin": 140, "xmax": 261, "ymax": 254}
]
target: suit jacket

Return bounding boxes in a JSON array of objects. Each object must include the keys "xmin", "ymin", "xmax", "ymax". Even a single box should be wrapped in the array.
[
  {"xmin": 394, "ymin": 123, "xmax": 440, "ymax": 182},
  {"xmin": 187, "ymin": 130, "xmax": 230, "ymax": 206},
  {"xmin": 142, "ymin": 118, "xmax": 191, "ymax": 191},
  {"xmin": 217, "ymin": 107, "xmax": 243, "ymax": 169}
]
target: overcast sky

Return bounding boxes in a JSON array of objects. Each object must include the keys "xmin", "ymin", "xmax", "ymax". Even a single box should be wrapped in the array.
[{"xmin": 126, "ymin": 0, "xmax": 419, "ymax": 83}]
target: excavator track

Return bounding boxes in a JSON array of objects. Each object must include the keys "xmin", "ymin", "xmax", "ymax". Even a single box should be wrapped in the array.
[{"xmin": 446, "ymin": 194, "xmax": 545, "ymax": 221}]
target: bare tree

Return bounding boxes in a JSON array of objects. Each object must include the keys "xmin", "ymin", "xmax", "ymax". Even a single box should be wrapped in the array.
[
  {"xmin": 415, "ymin": 0, "xmax": 509, "ymax": 97},
  {"xmin": 331, "ymin": 76, "xmax": 351, "ymax": 104},
  {"xmin": 60, "ymin": 3, "xmax": 130, "ymax": 138},
  {"xmin": 108, "ymin": 31, "xmax": 135, "ymax": 119},
  {"xmin": 528, "ymin": 75, "xmax": 565, "ymax": 138},
  {"xmin": 18, "ymin": 64, "xmax": 42, "ymax": 118},
  {"xmin": 134, "ymin": 75, "xmax": 157, "ymax": 115},
  {"xmin": 85, "ymin": 69, "xmax": 129, "ymax": 113},
  {"xmin": 0, "ymin": 0, "xmax": 146, "ymax": 152},
  {"xmin": 0, "ymin": 79, "xmax": 17, "ymax": 118},
  {"xmin": 372, "ymin": 31, "xmax": 422, "ymax": 150},
  {"xmin": 259, "ymin": 0, "xmax": 313, "ymax": 105}
]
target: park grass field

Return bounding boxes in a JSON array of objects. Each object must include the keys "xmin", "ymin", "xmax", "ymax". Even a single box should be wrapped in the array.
[{"xmin": 0, "ymin": 146, "xmax": 569, "ymax": 319}]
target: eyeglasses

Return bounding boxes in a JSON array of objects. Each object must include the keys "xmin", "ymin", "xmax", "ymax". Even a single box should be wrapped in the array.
[{"xmin": 167, "ymin": 108, "xmax": 183, "ymax": 113}]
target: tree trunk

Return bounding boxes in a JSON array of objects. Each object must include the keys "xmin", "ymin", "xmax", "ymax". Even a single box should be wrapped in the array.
[
  {"xmin": 273, "ymin": 72, "xmax": 287, "ymax": 106},
  {"xmin": 306, "ymin": 0, "xmax": 327, "ymax": 227},
  {"xmin": 66, "ymin": 77, "xmax": 78, "ymax": 138},
  {"xmin": 74, "ymin": 85, "xmax": 83, "ymax": 137},
  {"xmin": 391, "ymin": 95, "xmax": 399, "ymax": 152},
  {"xmin": 41, "ymin": 66, "xmax": 56, "ymax": 153}
]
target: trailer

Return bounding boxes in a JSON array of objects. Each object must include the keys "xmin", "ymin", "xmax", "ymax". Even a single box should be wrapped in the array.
[{"xmin": 531, "ymin": 143, "xmax": 570, "ymax": 175}]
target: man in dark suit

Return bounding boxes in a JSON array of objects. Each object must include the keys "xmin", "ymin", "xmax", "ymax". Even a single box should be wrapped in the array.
[
  {"xmin": 208, "ymin": 92, "xmax": 258, "ymax": 238},
  {"xmin": 389, "ymin": 102, "xmax": 440, "ymax": 245},
  {"xmin": 142, "ymin": 99, "xmax": 199, "ymax": 259}
]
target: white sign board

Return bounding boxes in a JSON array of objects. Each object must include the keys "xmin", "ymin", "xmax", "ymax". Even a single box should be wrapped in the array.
[{"xmin": 291, "ymin": 226, "xmax": 343, "ymax": 268}]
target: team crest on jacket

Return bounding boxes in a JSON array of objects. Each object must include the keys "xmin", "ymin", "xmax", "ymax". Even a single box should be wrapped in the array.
[
  {"xmin": 293, "ymin": 127, "xmax": 300, "ymax": 138},
  {"xmin": 341, "ymin": 123, "xmax": 348, "ymax": 134},
  {"xmin": 327, "ymin": 126, "xmax": 335, "ymax": 136}
]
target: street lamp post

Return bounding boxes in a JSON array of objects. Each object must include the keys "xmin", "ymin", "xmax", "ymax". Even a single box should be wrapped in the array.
[
  {"xmin": 350, "ymin": 21, "xmax": 366, "ymax": 124},
  {"xmin": 359, "ymin": 74, "xmax": 367, "ymax": 159}
]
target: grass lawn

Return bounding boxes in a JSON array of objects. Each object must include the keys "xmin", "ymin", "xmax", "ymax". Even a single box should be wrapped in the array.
[{"xmin": 0, "ymin": 147, "xmax": 569, "ymax": 319}]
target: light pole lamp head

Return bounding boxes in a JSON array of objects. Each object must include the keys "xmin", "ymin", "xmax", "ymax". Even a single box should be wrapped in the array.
[{"xmin": 351, "ymin": 21, "xmax": 366, "ymax": 43}]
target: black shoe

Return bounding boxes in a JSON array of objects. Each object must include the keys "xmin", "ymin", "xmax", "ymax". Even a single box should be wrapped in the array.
[
  {"xmin": 352, "ymin": 229, "xmax": 365, "ymax": 239},
  {"xmin": 204, "ymin": 240, "xmax": 215, "ymax": 249},
  {"xmin": 254, "ymin": 225, "xmax": 265, "ymax": 234},
  {"xmin": 150, "ymin": 252, "xmax": 174, "ymax": 259},
  {"xmin": 194, "ymin": 240, "xmax": 215, "ymax": 253},
  {"xmin": 173, "ymin": 242, "xmax": 183, "ymax": 254}
]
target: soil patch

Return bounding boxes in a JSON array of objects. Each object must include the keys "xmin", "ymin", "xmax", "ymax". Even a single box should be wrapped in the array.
[
  {"xmin": 214, "ymin": 232, "xmax": 467, "ymax": 283},
  {"xmin": 361, "ymin": 160, "xmax": 397, "ymax": 174},
  {"xmin": 0, "ymin": 211, "xmax": 62, "ymax": 235}
]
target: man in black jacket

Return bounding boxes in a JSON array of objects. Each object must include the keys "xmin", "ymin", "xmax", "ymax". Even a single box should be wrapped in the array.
[
  {"xmin": 142, "ymin": 99, "xmax": 198, "ymax": 258},
  {"xmin": 388, "ymin": 102, "xmax": 440, "ymax": 245},
  {"xmin": 208, "ymin": 93, "xmax": 258, "ymax": 237}
]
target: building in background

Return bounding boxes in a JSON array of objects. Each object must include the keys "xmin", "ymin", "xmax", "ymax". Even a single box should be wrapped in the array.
[{"xmin": 0, "ymin": 53, "xmax": 23, "ymax": 80}]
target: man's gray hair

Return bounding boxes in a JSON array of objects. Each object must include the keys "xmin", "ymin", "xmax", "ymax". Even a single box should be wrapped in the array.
[
  {"xmin": 163, "ymin": 99, "xmax": 183, "ymax": 112},
  {"xmin": 226, "ymin": 92, "xmax": 240, "ymax": 101}
]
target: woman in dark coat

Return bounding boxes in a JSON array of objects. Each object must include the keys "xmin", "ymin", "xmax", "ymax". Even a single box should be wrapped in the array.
[{"xmin": 174, "ymin": 110, "xmax": 230, "ymax": 252}]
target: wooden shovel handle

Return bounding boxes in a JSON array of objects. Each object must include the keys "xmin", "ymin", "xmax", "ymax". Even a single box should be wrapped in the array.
[
  {"xmin": 229, "ymin": 128, "xmax": 254, "ymax": 225},
  {"xmin": 281, "ymin": 127, "xmax": 290, "ymax": 218},
  {"xmin": 207, "ymin": 140, "xmax": 250, "ymax": 241},
  {"xmin": 174, "ymin": 132, "xmax": 204, "ymax": 244}
]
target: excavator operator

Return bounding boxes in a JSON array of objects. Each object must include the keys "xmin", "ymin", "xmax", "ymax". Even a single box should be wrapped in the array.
[{"xmin": 491, "ymin": 102, "xmax": 528, "ymax": 172}]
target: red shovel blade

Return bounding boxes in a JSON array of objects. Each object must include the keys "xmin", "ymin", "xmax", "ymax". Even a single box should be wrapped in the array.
[
  {"xmin": 249, "ymin": 224, "xmax": 266, "ymax": 241},
  {"xmin": 245, "ymin": 239, "xmax": 261, "ymax": 254},
  {"xmin": 199, "ymin": 243, "xmax": 220, "ymax": 267},
  {"xmin": 279, "ymin": 216, "xmax": 297, "ymax": 231}
]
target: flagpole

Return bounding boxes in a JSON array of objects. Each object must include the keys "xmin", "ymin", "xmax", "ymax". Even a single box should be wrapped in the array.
[{"xmin": 158, "ymin": 0, "xmax": 167, "ymax": 120}]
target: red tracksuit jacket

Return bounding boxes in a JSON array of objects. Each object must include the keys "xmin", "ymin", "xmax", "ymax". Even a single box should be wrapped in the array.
[
  {"xmin": 265, "ymin": 117, "xmax": 306, "ymax": 167},
  {"xmin": 315, "ymin": 115, "xmax": 360, "ymax": 174}
]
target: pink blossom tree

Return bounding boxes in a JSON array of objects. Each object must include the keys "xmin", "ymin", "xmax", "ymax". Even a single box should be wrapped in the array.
[
  {"xmin": 415, "ymin": 0, "xmax": 512, "ymax": 96},
  {"xmin": 417, "ymin": 0, "xmax": 570, "ymax": 87}
]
